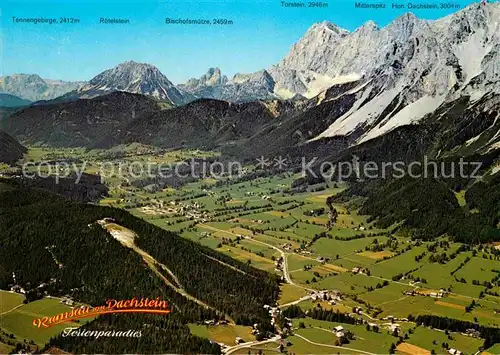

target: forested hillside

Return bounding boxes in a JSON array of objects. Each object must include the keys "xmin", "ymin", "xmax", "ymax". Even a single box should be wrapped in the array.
[
  {"xmin": 0, "ymin": 183, "xmax": 279, "ymax": 353},
  {"xmin": 298, "ymin": 95, "xmax": 500, "ymax": 245},
  {"xmin": 330, "ymin": 153, "xmax": 500, "ymax": 244},
  {"xmin": 0, "ymin": 129, "xmax": 26, "ymax": 164}
]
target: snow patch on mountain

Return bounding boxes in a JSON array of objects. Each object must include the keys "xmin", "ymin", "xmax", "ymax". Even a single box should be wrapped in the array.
[
  {"xmin": 317, "ymin": 87, "xmax": 400, "ymax": 139},
  {"xmin": 360, "ymin": 95, "xmax": 445, "ymax": 143},
  {"xmin": 303, "ymin": 73, "xmax": 361, "ymax": 98}
]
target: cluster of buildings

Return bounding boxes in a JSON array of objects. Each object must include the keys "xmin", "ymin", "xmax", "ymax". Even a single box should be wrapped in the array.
[
  {"xmin": 281, "ymin": 243, "xmax": 293, "ymax": 251},
  {"xmin": 383, "ymin": 322, "xmax": 401, "ymax": 334},
  {"xmin": 274, "ymin": 257, "xmax": 284, "ymax": 272},
  {"xmin": 404, "ymin": 288, "xmax": 448, "ymax": 298},
  {"xmin": 351, "ymin": 267, "xmax": 369, "ymax": 275},
  {"xmin": 139, "ymin": 199, "xmax": 211, "ymax": 222},
  {"xmin": 60, "ymin": 296, "xmax": 75, "ymax": 306},
  {"xmin": 10, "ymin": 285, "xmax": 26, "ymax": 294},
  {"xmin": 264, "ymin": 304, "xmax": 281, "ymax": 327},
  {"xmin": 464, "ymin": 328, "xmax": 481, "ymax": 338},
  {"xmin": 9, "ymin": 272, "xmax": 58, "ymax": 296},
  {"xmin": 310, "ymin": 290, "xmax": 342, "ymax": 304},
  {"xmin": 381, "ymin": 315, "xmax": 408, "ymax": 322}
]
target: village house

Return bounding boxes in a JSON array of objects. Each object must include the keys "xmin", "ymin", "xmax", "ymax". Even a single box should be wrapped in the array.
[
  {"xmin": 333, "ymin": 325, "xmax": 344, "ymax": 332},
  {"xmin": 60, "ymin": 297, "xmax": 75, "ymax": 306},
  {"xmin": 351, "ymin": 267, "xmax": 364, "ymax": 274},
  {"xmin": 387, "ymin": 323, "xmax": 401, "ymax": 334},
  {"xmin": 465, "ymin": 328, "xmax": 481, "ymax": 338},
  {"xmin": 353, "ymin": 306, "xmax": 363, "ymax": 314},
  {"xmin": 332, "ymin": 325, "xmax": 345, "ymax": 338},
  {"xmin": 311, "ymin": 290, "xmax": 331, "ymax": 301},
  {"xmin": 10, "ymin": 285, "xmax": 25, "ymax": 294},
  {"xmin": 282, "ymin": 243, "xmax": 292, "ymax": 251},
  {"xmin": 448, "ymin": 348, "xmax": 462, "ymax": 355}
]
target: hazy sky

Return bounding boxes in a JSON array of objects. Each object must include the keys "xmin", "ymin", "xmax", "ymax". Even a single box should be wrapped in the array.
[{"xmin": 2, "ymin": 0, "xmax": 475, "ymax": 84}]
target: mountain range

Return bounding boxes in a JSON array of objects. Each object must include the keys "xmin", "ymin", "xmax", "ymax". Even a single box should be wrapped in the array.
[{"xmin": 1, "ymin": 2, "xmax": 499, "ymax": 159}]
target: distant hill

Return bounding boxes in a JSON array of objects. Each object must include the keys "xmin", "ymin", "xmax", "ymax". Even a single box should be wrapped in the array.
[
  {"xmin": 96, "ymin": 98, "xmax": 298, "ymax": 149},
  {"xmin": 0, "ymin": 74, "xmax": 84, "ymax": 102},
  {"xmin": 0, "ymin": 93, "xmax": 32, "ymax": 108},
  {"xmin": 2, "ymin": 92, "xmax": 160, "ymax": 147},
  {"xmin": 0, "ymin": 129, "xmax": 26, "ymax": 164},
  {"xmin": 3, "ymin": 92, "xmax": 301, "ymax": 149}
]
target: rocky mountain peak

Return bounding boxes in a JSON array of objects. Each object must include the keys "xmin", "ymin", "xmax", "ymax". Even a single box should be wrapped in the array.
[
  {"xmin": 358, "ymin": 20, "xmax": 379, "ymax": 32},
  {"xmin": 385, "ymin": 12, "xmax": 425, "ymax": 39},
  {"xmin": 195, "ymin": 67, "xmax": 228, "ymax": 86},
  {"xmin": 77, "ymin": 61, "xmax": 191, "ymax": 105},
  {"xmin": 88, "ymin": 61, "xmax": 165, "ymax": 86},
  {"xmin": 314, "ymin": 21, "xmax": 350, "ymax": 35}
]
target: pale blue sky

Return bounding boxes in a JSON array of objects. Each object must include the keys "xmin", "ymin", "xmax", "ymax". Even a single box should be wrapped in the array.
[{"xmin": 1, "ymin": 0, "xmax": 475, "ymax": 84}]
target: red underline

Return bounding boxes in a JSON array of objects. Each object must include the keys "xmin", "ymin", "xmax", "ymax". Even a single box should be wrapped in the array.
[{"xmin": 33, "ymin": 309, "xmax": 172, "ymax": 328}]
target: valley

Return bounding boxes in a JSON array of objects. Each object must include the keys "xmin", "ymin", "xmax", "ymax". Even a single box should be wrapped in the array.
[
  {"xmin": 2, "ymin": 145, "xmax": 498, "ymax": 354},
  {"xmin": 1, "ymin": 1, "xmax": 500, "ymax": 354}
]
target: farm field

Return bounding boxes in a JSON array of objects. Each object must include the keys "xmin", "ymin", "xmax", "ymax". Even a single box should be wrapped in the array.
[
  {"xmin": 484, "ymin": 343, "xmax": 500, "ymax": 354},
  {"xmin": 290, "ymin": 317, "xmax": 487, "ymax": 355},
  {"xmin": 292, "ymin": 318, "xmax": 397, "ymax": 354},
  {"xmin": 188, "ymin": 324, "xmax": 255, "ymax": 346},
  {"xmin": 0, "ymin": 341, "xmax": 13, "ymax": 354},
  {"xmin": 0, "ymin": 290, "xmax": 25, "ymax": 313},
  {"xmin": 0, "ymin": 297, "xmax": 81, "ymax": 346},
  {"xmin": 278, "ymin": 284, "xmax": 309, "ymax": 305},
  {"xmin": 405, "ymin": 326, "xmax": 484, "ymax": 355}
]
